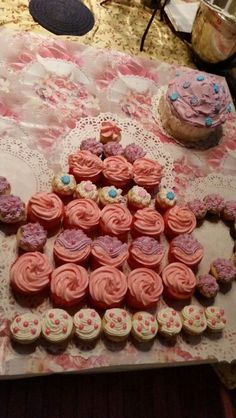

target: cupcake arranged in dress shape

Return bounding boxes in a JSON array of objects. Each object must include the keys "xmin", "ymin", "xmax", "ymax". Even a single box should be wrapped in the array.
[
  {"xmin": 53, "ymin": 229, "xmax": 92, "ymax": 265},
  {"xmin": 204, "ymin": 194, "xmax": 225, "ymax": 216},
  {"xmin": 0, "ymin": 176, "xmax": 11, "ymax": 195},
  {"xmin": 159, "ymin": 70, "xmax": 230, "ymax": 146},
  {"xmin": 123, "ymin": 143, "xmax": 146, "ymax": 163},
  {"xmin": 196, "ymin": 274, "xmax": 219, "ymax": 299},
  {"xmin": 222, "ymin": 201, "xmax": 236, "ymax": 222},
  {"xmin": 157, "ymin": 307, "xmax": 182, "ymax": 338},
  {"xmin": 50, "ymin": 263, "xmax": 89, "ymax": 307},
  {"xmin": 181, "ymin": 305, "xmax": 207, "ymax": 336},
  {"xmin": 103, "ymin": 142, "xmax": 123, "ymax": 158},
  {"xmin": 52, "ymin": 173, "xmax": 76, "ymax": 196},
  {"xmin": 42, "ymin": 309, "xmax": 73, "ymax": 344},
  {"xmin": 10, "ymin": 252, "xmax": 52, "ymax": 294},
  {"xmin": 131, "ymin": 312, "xmax": 158, "ymax": 342},
  {"xmin": 80, "ymin": 138, "xmax": 103, "ymax": 157},
  {"xmin": 17, "ymin": 222, "xmax": 47, "ymax": 252},
  {"xmin": 10, "ymin": 313, "xmax": 42, "ymax": 344},
  {"xmin": 155, "ymin": 188, "xmax": 176, "ymax": 212},
  {"xmin": 27, "ymin": 192, "xmax": 64, "ymax": 230},
  {"xmin": 133, "ymin": 157, "xmax": 163, "ymax": 191},
  {"xmin": 102, "ymin": 309, "xmax": 132, "ymax": 342},
  {"xmin": 74, "ymin": 181, "xmax": 99, "ymax": 203},
  {"xmin": 100, "ymin": 204, "xmax": 132, "ymax": 240},
  {"xmin": 68, "ymin": 150, "xmax": 103, "ymax": 183},
  {"xmin": 187, "ymin": 199, "xmax": 207, "ymax": 220},
  {"xmin": 205, "ymin": 306, "xmax": 226, "ymax": 333},
  {"xmin": 98, "ymin": 186, "xmax": 125, "ymax": 206},
  {"xmin": 0, "ymin": 195, "xmax": 26, "ymax": 224},
  {"xmin": 128, "ymin": 236, "xmax": 165, "ymax": 270},
  {"xmin": 169, "ymin": 233, "xmax": 204, "ymax": 268},
  {"xmin": 164, "ymin": 205, "xmax": 196, "ymax": 237},
  {"xmin": 73, "ymin": 309, "xmax": 102, "ymax": 342},
  {"xmin": 127, "ymin": 268, "xmax": 163, "ymax": 309},
  {"xmin": 210, "ymin": 258, "xmax": 236, "ymax": 284},
  {"xmin": 91, "ymin": 235, "xmax": 128, "ymax": 269},
  {"xmin": 102, "ymin": 156, "xmax": 133, "ymax": 188},
  {"xmin": 161, "ymin": 262, "xmax": 196, "ymax": 300},
  {"xmin": 89, "ymin": 266, "xmax": 127, "ymax": 309},
  {"xmin": 100, "ymin": 121, "xmax": 121, "ymax": 144},
  {"xmin": 127, "ymin": 186, "xmax": 151, "ymax": 210},
  {"xmin": 64, "ymin": 198, "xmax": 100, "ymax": 234},
  {"xmin": 132, "ymin": 207, "xmax": 164, "ymax": 238}
]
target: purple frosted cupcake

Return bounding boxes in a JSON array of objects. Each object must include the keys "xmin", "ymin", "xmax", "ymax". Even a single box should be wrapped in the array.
[
  {"xmin": 123, "ymin": 143, "xmax": 146, "ymax": 163},
  {"xmin": 0, "ymin": 176, "xmax": 11, "ymax": 195},
  {"xmin": 187, "ymin": 199, "xmax": 207, "ymax": 220},
  {"xmin": 197, "ymin": 274, "xmax": 219, "ymax": 298},
  {"xmin": 204, "ymin": 194, "xmax": 225, "ymax": 215},
  {"xmin": 0, "ymin": 195, "xmax": 26, "ymax": 223},
  {"xmin": 53, "ymin": 229, "xmax": 92, "ymax": 265},
  {"xmin": 17, "ymin": 222, "xmax": 47, "ymax": 252},
  {"xmin": 128, "ymin": 236, "xmax": 165, "ymax": 270},
  {"xmin": 222, "ymin": 201, "xmax": 236, "ymax": 222},
  {"xmin": 80, "ymin": 138, "xmax": 103, "ymax": 157},
  {"xmin": 210, "ymin": 258, "xmax": 236, "ymax": 283},
  {"xmin": 91, "ymin": 235, "xmax": 128, "ymax": 269},
  {"xmin": 103, "ymin": 142, "xmax": 124, "ymax": 158}
]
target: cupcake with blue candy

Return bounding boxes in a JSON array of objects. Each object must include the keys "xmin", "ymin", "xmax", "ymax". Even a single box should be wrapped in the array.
[
  {"xmin": 155, "ymin": 188, "xmax": 176, "ymax": 212},
  {"xmin": 52, "ymin": 173, "xmax": 76, "ymax": 196}
]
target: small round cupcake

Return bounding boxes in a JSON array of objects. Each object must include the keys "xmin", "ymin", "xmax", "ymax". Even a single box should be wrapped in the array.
[
  {"xmin": 181, "ymin": 305, "xmax": 207, "ymax": 336},
  {"xmin": 133, "ymin": 157, "xmax": 163, "ymax": 191},
  {"xmin": 169, "ymin": 233, "xmax": 204, "ymax": 268},
  {"xmin": 127, "ymin": 268, "xmax": 163, "ymax": 310},
  {"xmin": 128, "ymin": 236, "xmax": 165, "ymax": 270},
  {"xmin": 0, "ymin": 195, "xmax": 26, "ymax": 224},
  {"xmin": 102, "ymin": 308, "xmax": 132, "ymax": 342},
  {"xmin": 74, "ymin": 181, "xmax": 99, "ymax": 203},
  {"xmin": 127, "ymin": 186, "xmax": 151, "ymax": 210},
  {"xmin": 131, "ymin": 312, "xmax": 158, "ymax": 342},
  {"xmin": 10, "ymin": 313, "xmax": 41, "ymax": 344},
  {"xmin": 64, "ymin": 198, "xmax": 100, "ymax": 234},
  {"xmin": 132, "ymin": 208, "xmax": 164, "ymax": 238},
  {"xmin": 103, "ymin": 156, "xmax": 133, "ymax": 188},
  {"xmin": 161, "ymin": 262, "xmax": 196, "ymax": 300},
  {"xmin": 68, "ymin": 150, "xmax": 103, "ymax": 183},
  {"xmin": 155, "ymin": 188, "xmax": 177, "ymax": 212},
  {"xmin": 100, "ymin": 204, "xmax": 132, "ymax": 240},
  {"xmin": 73, "ymin": 309, "xmax": 102, "ymax": 342},
  {"xmin": 27, "ymin": 192, "xmax": 64, "ymax": 230},
  {"xmin": 0, "ymin": 176, "xmax": 11, "ymax": 195},
  {"xmin": 205, "ymin": 306, "xmax": 226, "ymax": 333},
  {"xmin": 10, "ymin": 252, "xmax": 52, "ymax": 294},
  {"xmin": 222, "ymin": 201, "xmax": 236, "ymax": 222},
  {"xmin": 196, "ymin": 274, "xmax": 219, "ymax": 298},
  {"xmin": 80, "ymin": 138, "xmax": 103, "ymax": 157},
  {"xmin": 91, "ymin": 235, "xmax": 128, "ymax": 269},
  {"xmin": 100, "ymin": 121, "xmax": 121, "ymax": 144},
  {"xmin": 123, "ymin": 143, "xmax": 146, "ymax": 163},
  {"xmin": 157, "ymin": 307, "xmax": 182, "ymax": 338},
  {"xmin": 103, "ymin": 141, "xmax": 123, "ymax": 158},
  {"xmin": 210, "ymin": 258, "xmax": 236, "ymax": 283},
  {"xmin": 16, "ymin": 222, "xmax": 47, "ymax": 252},
  {"xmin": 42, "ymin": 309, "xmax": 73, "ymax": 344},
  {"xmin": 187, "ymin": 199, "xmax": 207, "ymax": 220},
  {"xmin": 50, "ymin": 263, "xmax": 89, "ymax": 307},
  {"xmin": 89, "ymin": 266, "xmax": 127, "ymax": 309},
  {"xmin": 98, "ymin": 186, "xmax": 125, "ymax": 206},
  {"xmin": 164, "ymin": 205, "xmax": 196, "ymax": 238},
  {"xmin": 52, "ymin": 173, "xmax": 76, "ymax": 196},
  {"xmin": 203, "ymin": 194, "xmax": 225, "ymax": 216},
  {"xmin": 53, "ymin": 229, "xmax": 92, "ymax": 265}
]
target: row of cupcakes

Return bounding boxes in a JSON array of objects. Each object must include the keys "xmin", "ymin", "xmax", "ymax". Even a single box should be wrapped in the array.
[{"xmin": 10, "ymin": 305, "xmax": 226, "ymax": 346}]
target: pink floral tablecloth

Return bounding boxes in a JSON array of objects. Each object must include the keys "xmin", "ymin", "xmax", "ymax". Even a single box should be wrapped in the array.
[{"xmin": 0, "ymin": 28, "xmax": 236, "ymax": 377}]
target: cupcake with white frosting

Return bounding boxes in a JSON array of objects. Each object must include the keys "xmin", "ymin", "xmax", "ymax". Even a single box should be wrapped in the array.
[
  {"xmin": 127, "ymin": 186, "xmax": 151, "ymax": 210},
  {"xmin": 103, "ymin": 308, "xmax": 132, "ymax": 342},
  {"xmin": 42, "ymin": 309, "xmax": 73, "ymax": 344},
  {"xmin": 74, "ymin": 309, "xmax": 101, "ymax": 342},
  {"xmin": 10, "ymin": 313, "xmax": 41, "ymax": 344},
  {"xmin": 74, "ymin": 181, "xmax": 99, "ymax": 203}
]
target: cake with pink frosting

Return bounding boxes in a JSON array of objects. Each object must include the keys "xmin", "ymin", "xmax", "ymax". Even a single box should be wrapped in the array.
[
  {"xmin": 0, "ymin": 195, "xmax": 26, "ymax": 224},
  {"xmin": 204, "ymin": 194, "xmax": 225, "ymax": 216},
  {"xmin": 100, "ymin": 121, "xmax": 122, "ymax": 144},
  {"xmin": 80, "ymin": 138, "xmax": 103, "ymax": 157},
  {"xmin": 103, "ymin": 142, "xmax": 124, "ymax": 158},
  {"xmin": 17, "ymin": 222, "xmax": 47, "ymax": 252},
  {"xmin": 169, "ymin": 233, "xmax": 204, "ymax": 268},
  {"xmin": 159, "ymin": 70, "xmax": 231, "ymax": 146},
  {"xmin": 91, "ymin": 235, "xmax": 128, "ymax": 269},
  {"xmin": 187, "ymin": 199, "xmax": 207, "ymax": 220},
  {"xmin": 222, "ymin": 201, "xmax": 236, "ymax": 222},
  {"xmin": 127, "ymin": 268, "xmax": 163, "ymax": 309},
  {"xmin": 197, "ymin": 274, "xmax": 219, "ymax": 298},
  {"xmin": 123, "ymin": 143, "xmax": 146, "ymax": 163},
  {"xmin": 128, "ymin": 236, "xmax": 165, "ymax": 270},
  {"xmin": 53, "ymin": 229, "xmax": 92, "ymax": 265},
  {"xmin": 210, "ymin": 258, "xmax": 236, "ymax": 284}
]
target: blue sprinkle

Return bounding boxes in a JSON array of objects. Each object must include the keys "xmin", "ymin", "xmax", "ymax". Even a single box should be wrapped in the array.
[
  {"xmin": 197, "ymin": 75, "xmax": 205, "ymax": 81},
  {"xmin": 166, "ymin": 191, "xmax": 175, "ymax": 201},
  {"xmin": 205, "ymin": 117, "xmax": 213, "ymax": 127},
  {"xmin": 227, "ymin": 104, "xmax": 232, "ymax": 113},
  {"xmin": 214, "ymin": 84, "xmax": 220, "ymax": 94},
  {"xmin": 108, "ymin": 189, "xmax": 117, "ymax": 198},
  {"xmin": 183, "ymin": 81, "xmax": 190, "ymax": 89},
  {"xmin": 190, "ymin": 96, "xmax": 198, "ymax": 106},
  {"xmin": 61, "ymin": 175, "xmax": 70, "ymax": 185},
  {"xmin": 169, "ymin": 92, "xmax": 178, "ymax": 101},
  {"xmin": 175, "ymin": 72, "xmax": 181, "ymax": 77}
]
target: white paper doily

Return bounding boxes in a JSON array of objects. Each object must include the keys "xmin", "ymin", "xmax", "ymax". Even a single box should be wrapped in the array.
[
  {"xmin": 107, "ymin": 75, "xmax": 158, "ymax": 102},
  {"xmin": 185, "ymin": 173, "xmax": 236, "ymax": 201},
  {"xmin": 60, "ymin": 113, "xmax": 174, "ymax": 188}
]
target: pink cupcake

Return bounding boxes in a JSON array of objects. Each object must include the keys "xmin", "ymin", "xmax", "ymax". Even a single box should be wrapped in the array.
[
  {"xmin": 164, "ymin": 205, "xmax": 196, "ymax": 238},
  {"xmin": 210, "ymin": 258, "xmax": 236, "ymax": 283},
  {"xmin": 133, "ymin": 157, "xmax": 163, "ymax": 191},
  {"xmin": 103, "ymin": 156, "xmax": 133, "ymax": 188},
  {"xmin": 80, "ymin": 138, "xmax": 103, "ymax": 157},
  {"xmin": 0, "ymin": 195, "xmax": 26, "ymax": 224},
  {"xmin": 68, "ymin": 150, "xmax": 103, "ymax": 183},
  {"xmin": 169, "ymin": 233, "xmax": 204, "ymax": 268},
  {"xmin": 128, "ymin": 236, "xmax": 165, "ymax": 270},
  {"xmin": 27, "ymin": 192, "xmax": 64, "ymax": 230},
  {"xmin": 16, "ymin": 222, "xmax": 47, "ymax": 252},
  {"xmin": 100, "ymin": 204, "xmax": 132, "ymax": 240},
  {"xmin": 100, "ymin": 121, "xmax": 121, "ymax": 144},
  {"xmin": 204, "ymin": 194, "xmax": 225, "ymax": 216},
  {"xmin": 64, "ymin": 199, "xmax": 100, "ymax": 234},
  {"xmin": 123, "ymin": 143, "xmax": 146, "ymax": 163},
  {"xmin": 187, "ymin": 199, "xmax": 207, "ymax": 220},
  {"xmin": 222, "ymin": 201, "xmax": 236, "ymax": 222},
  {"xmin": 53, "ymin": 229, "xmax": 92, "ymax": 265},
  {"xmin": 127, "ymin": 268, "xmax": 163, "ymax": 309},
  {"xmin": 91, "ymin": 235, "xmax": 128, "ymax": 269},
  {"xmin": 103, "ymin": 142, "xmax": 124, "ymax": 158},
  {"xmin": 161, "ymin": 262, "xmax": 196, "ymax": 300},
  {"xmin": 132, "ymin": 208, "xmax": 164, "ymax": 238},
  {"xmin": 197, "ymin": 274, "xmax": 219, "ymax": 298}
]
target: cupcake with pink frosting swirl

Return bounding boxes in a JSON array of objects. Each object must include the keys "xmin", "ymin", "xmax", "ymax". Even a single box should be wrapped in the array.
[
  {"xmin": 100, "ymin": 121, "xmax": 122, "ymax": 144},
  {"xmin": 68, "ymin": 150, "xmax": 103, "ymax": 183},
  {"xmin": 210, "ymin": 258, "xmax": 236, "ymax": 284},
  {"xmin": 204, "ymin": 194, "xmax": 225, "ymax": 216},
  {"xmin": 132, "ymin": 207, "xmax": 164, "ymax": 238},
  {"xmin": 100, "ymin": 204, "xmax": 132, "ymax": 241},
  {"xmin": 80, "ymin": 138, "xmax": 103, "ymax": 157},
  {"xmin": 123, "ymin": 143, "xmax": 146, "ymax": 163},
  {"xmin": 133, "ymin": 157, "xmax": 163, "ymax": 191},
  {"xmin": 187, "ymin": 199, "xmax": 207, "ymax": 220},
  {"xmin": 53, "ymin": 229, "xmax": 92, "ymax": 265},
  {"xmin": 64, "ymin": 198, "xmax": 100, "ymax": 234},
  {"xmin": 103, "ymin": 156, "xmax": 133, "ymax": 188},
  {"xmin": 161, "ymin": 262, "xmax": 196, "ymax": 300},
  {"xmin": 103, "ymin": 142, "xmax": 124, "ymax": 158},
  {"xmin": 91, "ymin": 235, "xmax": 128, "ymax": 269},
  {"xmin": 222, "ymin": 201, "xmax": 236, "ymax": 222},
  {"xmin": 127, "ymin": 268, "xmax": 163, "ymax": 309},
  {"xmin": 27, "ymin": 192, "xmax": 64, "ymax": 230},
  {"xmin": 169, "ymin": 233, "xmax": 204, "ymax": 268},
  {"xmin": 197, "ymin": 274, "xmax": 219, "ymax": 298},
  {"xmin": 128, "ymin": 236, "xmax": 165, "ymax": 270},
  {"xmin": 164, "ymin": 205, "xmax": 196, "ymax": 238}
]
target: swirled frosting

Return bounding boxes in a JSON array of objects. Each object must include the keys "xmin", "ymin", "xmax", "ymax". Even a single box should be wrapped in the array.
[
  {"xmin": 133, "ymin": 157, "xmax": 163, "ymax": 188},
  {"xmin": 156, "ymin": 188, "xmax": 176, "ymax": 210},
  {"xmin": 68, "ymin": 150, "xmax": 103, "ymax": 181},
  {"xmin": 10, "ymin": 252, "xmax": 52, "ymax": 293},
  {"xmin": 100, "ymin": 121, "xmax": 121, "ymax": 143},
  {"xmin": 211, "ymin": 258, "xmax": 236, "ymax": 283},
  {"xmin": 203, "ymin": 194, "xmax": 225, "ymax": 214},
  {"xmin": 27, "ymin": 192, "xmax": 64, "ymax": 228},
  {"xmin": 166, "ymin": 71, "xmax": 229, "ymax": 128},
  {"xmin": 128, "ymin": 186, "xmax": 151, "ymax": 209},
  {"xmin": 10, "ymin": 313, "xmax": 42, "ymax": 343},
  {"xmin": 89, "ymin": 266, "xmax": 127, "ymax": 308},
  {"xmin": 17, "ymin": 222, "xmax": 47, "ymax": 251},
  {"xmin": 103, "ymin": 156, "xmax": 133, "ymax": 185},
  {"xmin": 205, "ymin": 306, "xmax": 226, "ymax": 332},
  {"xmin": 0, "ymin": 195, "xmax": 26, "ymax": 223},
  {"xmin": 129, "ymin": 237, "xmax": 164, "ymax": 268},
  {"xmin": 123, "ymin": 143, "xmax": 146, "ymax": 163},
  {"xmin": 65, "ymin": 198, "xmax": 100, "ymax": 231},
  {"xmin": 99, "ymin": 186, "xmax": 124, "ymax": 205},
  {"xmin": 52, "ymin": 173, "xmax": 76, "ymax": 196},
  {"xmin": 133, "ymin": 208, "xmax": 164, "ymax": 237},
  {"xmin": 223, "ymin": 201, "xmax": 236, "ymax": 221},
  {"xmin": 162, "ymin": 262, "xmax": 196, "ymax": 299},
  {"xmin": 74, "ymin": 309, "xmax": 101, "ymax": 340},
  {"xmin": 132, "ymin": 312, "xmax": 158, "ymax": 341},
  {"xmin": 74, "ymin": 181, "xmax": 99, "ymax": 202},
  {"xmin": 187, "ymin": 199, "xmax": 207, "ymax": 219},
  {"xmin": 164, "ymin": 205, "xmax": 196, "ymax": 236},
  {"xmin": 54, "ymin": 229, "xmax": 92, "ymax": 264},
  {"xmin": 103, "ymin": 141, "xmax": 124, "ymax": 157},
  {"xmin": 0, "ymin": 176, "xmax": 10, "ymax": 195},
  {"xmin": 103, "ymin": 309, "xmax": 132, "ymax": 339},
  {"xmin": 100, "ymin": 204, "xmax": 132, "ymax": 237},
  {"xmin": 170, "ymin": 233, "xmax": 204, "ymax": 267},
  {"xmin": 92, "ymin": 236, "xmax": 128, "ymax": 267},
  {"xmin": 51, "ymin": 263, "xmax": 89, "ymax": 306},
  {"xmin": 80, "ymin": 138, "xmax": 104, "ymax": 156},
  {"xmin": 42, "ymin": 309, "xmax": 73, "ymax": 342},
  {"xmin": 157, "ymin": 307, "xmax": 182, "ymax": 337},
  {"xmin": 181, "ymin": 305, "xmax": 207, "ymax": 335},
  {"xmin": 127, "ymin": 268, "xmax": 163, "ymax": 308},
  {"xmin": 197, "ymin": 274, "xmax": 219, "ymax": 298}
]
